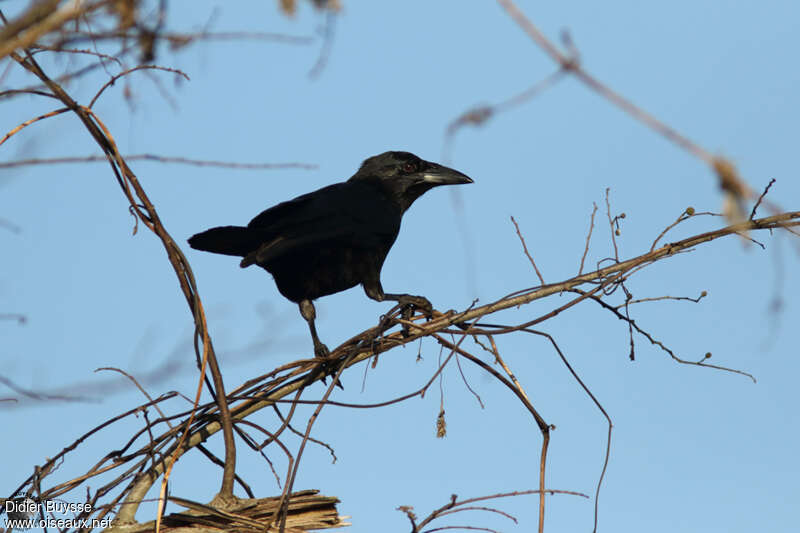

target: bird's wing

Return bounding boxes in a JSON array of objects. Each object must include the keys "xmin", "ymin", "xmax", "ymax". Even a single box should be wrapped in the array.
[
  {"xmin": 241, "ymin": 182, "xmax": 399, "ymax": 267},
  {"xmin": 246, "ymin": 183, "xmax": 342, "ymax": 229}
]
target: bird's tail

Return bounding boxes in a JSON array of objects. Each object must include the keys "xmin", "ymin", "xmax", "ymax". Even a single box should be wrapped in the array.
[{"xmin": 187, "ymin": 226, "xmax": 262, "ymax": 257}]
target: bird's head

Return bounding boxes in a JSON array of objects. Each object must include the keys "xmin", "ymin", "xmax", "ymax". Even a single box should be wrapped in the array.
[{"xmin": 349, "ymin": 151, "xmax": 473, "ymax": 213}]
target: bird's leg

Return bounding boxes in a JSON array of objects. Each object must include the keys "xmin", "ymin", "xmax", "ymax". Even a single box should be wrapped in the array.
[
  {"xmin": 298, "ymin": 300, "xmax": 344, "ymax": 388},
  {"xmin": 298, "ymin": 300, "xmax": 330, "ymax": 358}
]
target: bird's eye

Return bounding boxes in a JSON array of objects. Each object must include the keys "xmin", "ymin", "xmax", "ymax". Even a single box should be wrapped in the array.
[{"xmin": 402, "ymin": 162, "xmax": 417, "ymax": 173}]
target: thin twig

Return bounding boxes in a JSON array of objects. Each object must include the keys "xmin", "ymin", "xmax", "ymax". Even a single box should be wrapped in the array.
[
  {"xmin": 0, "ymin": 154, "xmax": 317, "ymax": 170},
  {"xmin": 522, "ymin": 328, "xmax": 613, "ymax": 533},
  {"xmin": 604, "ymin": 188, "xmax": 620, "ymax": 261},
  {"xmin": 579, "ymin": 202, "xmax": 598, "ymax": 275},
  {"xmin": 0, "ymin": 107, "xmax": 69, "ymax": 147},
  {"xmin": 750, "ymin": 178, "xmax": 776, "ymax": 220},
  {"xmin": 617, "ymin": 291, "xmax": 707, "ymax": 309},
  {"xmin": 510, "ymin": 215, "xmax": 545, "ymax": 284},
  {"xmin": 89, "ymin": 64, "xmax": 189, "ymax": 108}
]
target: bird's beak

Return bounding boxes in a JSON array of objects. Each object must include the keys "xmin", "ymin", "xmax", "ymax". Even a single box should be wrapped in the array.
[{"xmin": 421, "ymin": 162, "xmax": 474, "ymax": 185}]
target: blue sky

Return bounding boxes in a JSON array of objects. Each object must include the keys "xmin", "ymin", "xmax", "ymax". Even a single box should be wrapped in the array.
[{"xmin": 2, "ymin": 1, "xmax": 799, "ymax": 532}]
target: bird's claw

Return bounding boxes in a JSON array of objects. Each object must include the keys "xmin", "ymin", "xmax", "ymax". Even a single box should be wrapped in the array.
[
  {"xmin": 319, "ymin": 375, "xmax": 345, "ymax": 389},
  {"xmin": 398, "ymin": 295, "xmax": 433, "ymax": 318},
  {"xmin": 318, "ymin": 361, "xmax": 345, "ymax": 389},
  {"xmin": 394, "ymin": 295, "xmax": 433, "ymax": 338}
]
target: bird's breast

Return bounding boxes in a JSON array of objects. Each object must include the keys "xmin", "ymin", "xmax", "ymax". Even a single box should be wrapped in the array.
[{"xmin": 266, "ymin": 243, "xmax": 391, "ymax": 302}]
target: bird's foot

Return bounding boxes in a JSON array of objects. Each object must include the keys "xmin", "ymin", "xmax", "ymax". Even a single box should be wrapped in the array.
[
  {"xmin": 318, "ymin": 360, "xmax": 345, "ymax": 390},
  {"xmin": 312, "ymin": 341, "xmax": 343, "ymax": 388},
  {"xmin": 314, "ymin": 341, "xmax": 330, "ymax": 359},
  {"xmin": 393, "ymin": 295, "xmax": 433, "ymax": 338},
  {"xmin": 396, "ymin": 294, "xmax": 433, "ymax": 318}
]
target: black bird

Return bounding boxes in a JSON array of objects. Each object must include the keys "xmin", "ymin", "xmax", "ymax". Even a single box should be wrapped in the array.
[{"xmin": 188, "ymin": 151, "xmax": 473, "ymax": 357}]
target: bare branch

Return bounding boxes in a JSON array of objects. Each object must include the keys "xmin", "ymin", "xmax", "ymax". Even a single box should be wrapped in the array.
[
  {"xmin": 510, "ymin": 215, "xmax": 545, "ymax": 284},
  {"xmin": 578, "ymin": 202, "xmax": 598, "ymax": 275},
  {"xmin": 0, "ymin": 154, "xmax": 317, "ymax": 170},
  {"xmin": 750, "ymin": 178, "xmax": 777, "ymax": 220}
]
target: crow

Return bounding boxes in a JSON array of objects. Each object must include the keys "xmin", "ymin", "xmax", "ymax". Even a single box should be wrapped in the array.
[{"xmin": 188, "ymin": 151, "xmax": 473, "ymax": 357}]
